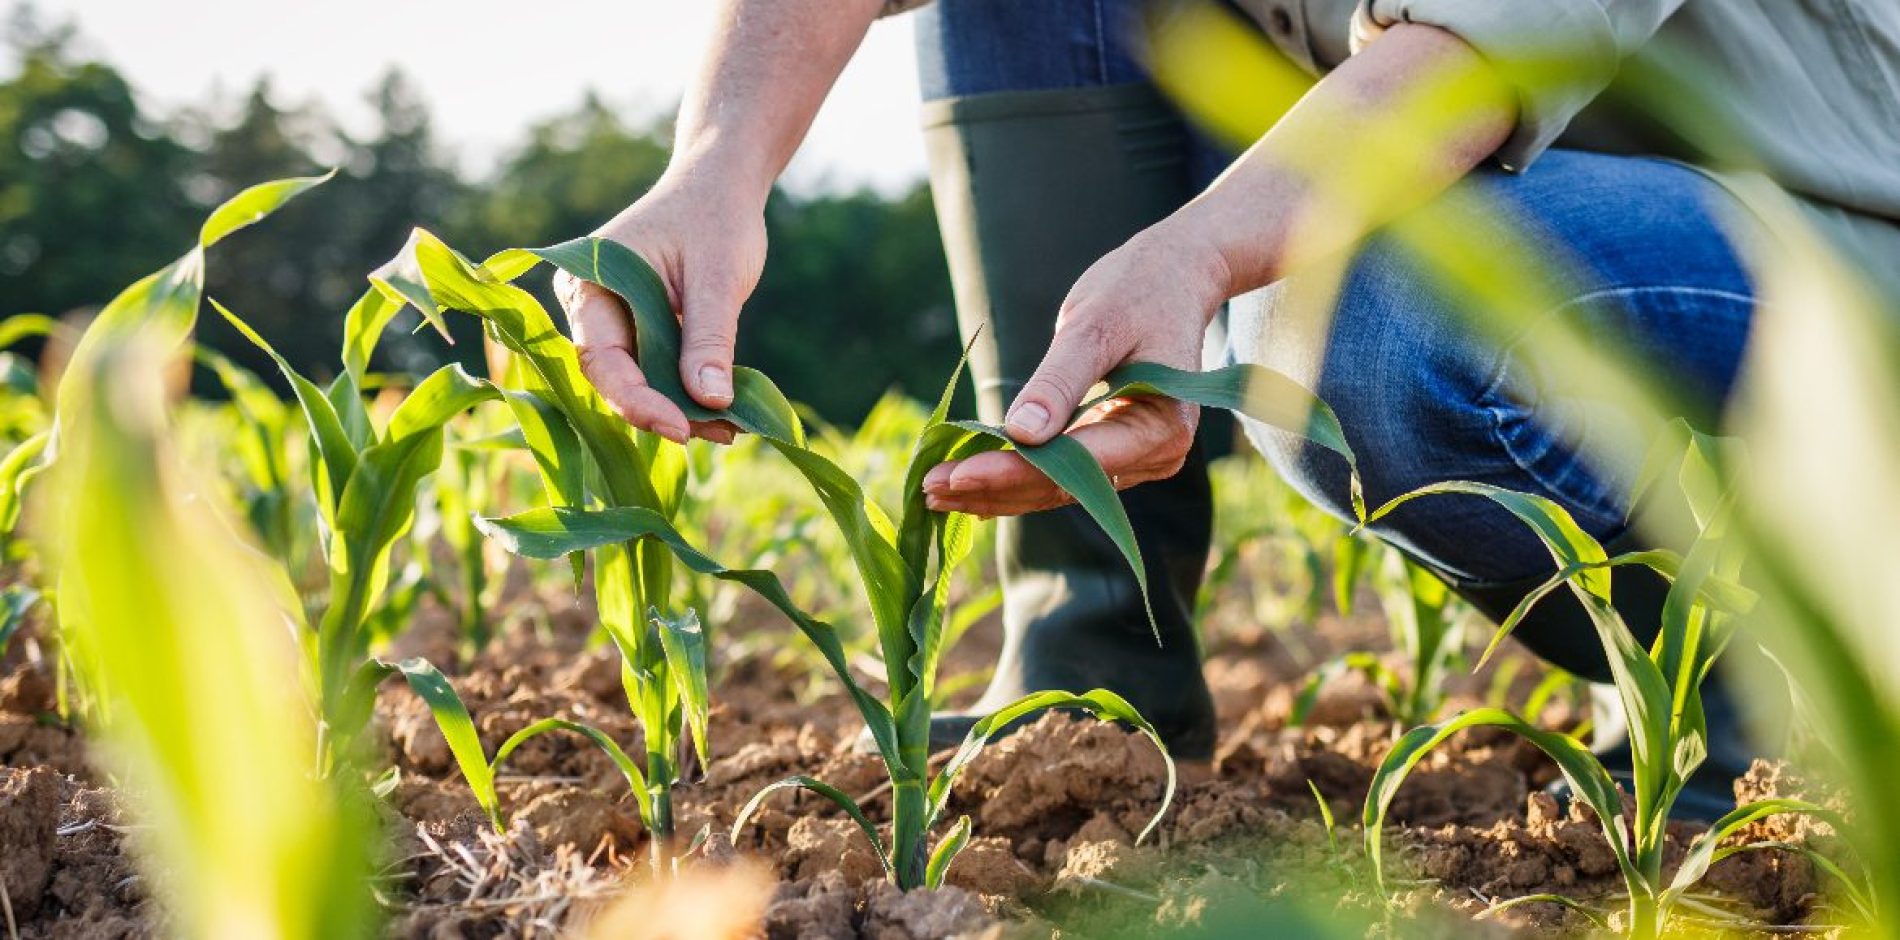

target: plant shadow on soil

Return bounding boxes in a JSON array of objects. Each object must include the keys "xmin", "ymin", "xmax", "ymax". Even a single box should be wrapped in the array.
[{"xmin": 0, "ymin": 569, "xmax": 1848, "ymax": 939}]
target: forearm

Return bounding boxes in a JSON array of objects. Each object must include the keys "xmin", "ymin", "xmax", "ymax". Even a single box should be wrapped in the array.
[
  {"xmin": 1170, "ymin": 22, "xmax": 1518, "ymax": 303},
  {"xmin": 667, "ymin": 0, "xmax": 885, "ymax": 205}
]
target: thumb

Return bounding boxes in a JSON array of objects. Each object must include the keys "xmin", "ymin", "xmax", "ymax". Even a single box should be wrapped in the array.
[
  {"xmin": 678, "ymin": 266, "xmax": 743, "ymax": 410},
  {"xmin": 1005, "ymin": 323, "xmax": 1116, "ymax": 445}
]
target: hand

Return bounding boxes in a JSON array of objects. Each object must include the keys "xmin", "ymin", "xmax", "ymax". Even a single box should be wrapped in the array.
[
  {"xmin": 555, "ymin": 172, "xmax": 767, "ymax": 445},
  {"xmin": 921, "ymin": 224, "xmax": 1231, "ymax": 516}
]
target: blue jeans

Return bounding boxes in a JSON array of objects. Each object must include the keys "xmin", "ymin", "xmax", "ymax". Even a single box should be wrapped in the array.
[
  {"xmin": 1228, "ymin": 151, "xmax": 1754, "ymax": 585},
  {"xmin": 916, "ymin": 1, "xmax": 1755, "ymax": 587}
]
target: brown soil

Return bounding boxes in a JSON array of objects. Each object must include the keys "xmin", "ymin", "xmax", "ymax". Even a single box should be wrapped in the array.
[{"xmin": 0, "ymin": 590, "xmax": 1852, "ymax": 938}]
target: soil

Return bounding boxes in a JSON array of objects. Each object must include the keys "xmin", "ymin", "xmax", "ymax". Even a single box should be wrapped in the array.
[{"xmin": 0, "ymin": 586, "xmax": 1851, "ymax": 938}]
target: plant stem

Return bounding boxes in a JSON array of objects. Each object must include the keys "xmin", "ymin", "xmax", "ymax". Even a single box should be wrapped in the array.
[
  {"xmin": 646, "ymin": 784, "xmax": 675, "ymax": 876},
  {"xmin": 890, "ymin": 779, "xmax": 929, "ymax": 890}
]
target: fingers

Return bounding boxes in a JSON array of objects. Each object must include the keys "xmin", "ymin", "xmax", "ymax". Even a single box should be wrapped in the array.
[
  {"xmin": 689, "ymin": 419, "xmax": 740, "ymax": 445},
  {"xmin": 567, "ymin": 279, "xmax": 692, "ymax": 444},
  {"xmin": 924, "ymin": 398, "xmax": 1197, "ymax": 517},
  {"xmin": 679, "ymin": 264, "xmax": 743, "ymax": 410},
  {"xmin": 1004, "ymin": 318, "xmax": 1120, "ymax": 445}
]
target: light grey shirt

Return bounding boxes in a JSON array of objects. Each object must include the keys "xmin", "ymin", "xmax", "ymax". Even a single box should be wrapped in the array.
[
  {"xmin": 886, "ymin": 0, "xmax": 1900, "ymax": 290},
  {"xmin": 1235, "ymin": 0, "xmax": 1900, "ymax": 287}
]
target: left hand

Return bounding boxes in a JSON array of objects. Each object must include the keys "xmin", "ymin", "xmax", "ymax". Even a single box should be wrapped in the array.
[{"xmin": 922, "ymin": 223, "xmax": 1231, "ymax": 517}]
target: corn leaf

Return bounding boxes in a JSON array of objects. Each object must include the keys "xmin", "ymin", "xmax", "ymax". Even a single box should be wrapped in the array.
[
  {"xmin": 371, "ymin": 230, "xmax": 663, "ymax": 515},
  {"xmin": 212, "ymin": 300, "xmax": 357, "ymax": 519},
  {"xmin": 0, "ymin": 430, "xmax": 51, "ymax": 536},
  {"xmin": 50, "ymin": 337, "xmax": 376, "ymax": 939},
  {"xmin": 340, "ymin": 289, "xmax": 405, "ymax": 383},
  {"xmin": 731, "ymin": 775, "xmax": 893, "ymax": 880},
  {"xmin": 1663, "ymin": 798, "xmax": 1844, "ymax": 902},
  {"xmin": 493, "ymin": 718, "xmax": 651, "ymax": 828},
  {"xmin": 0, "ymin": 584, "xmax": 38, "ymax": 658},
  {"xmin": 1365, "ymin": 482, "xmax": 1674, "ymax": 829},
  {"xmin": 381, "ymin": 657, "xmax": 501, "ymax": 828},
  {"xmin": 924, "ymin": 815, "xmax": 973, "ymax": 890},
  {"xmin": 57, "ymin": 173, "xmax": 332, "ymax": 428},
  {"xmin": 476, "ymin": 506, "xmax": 900, "ymax": 766},
  {"xmin": 652, "ymin": 608, "xmax": 712, "ymax": 767},
  {"xmin": 1363, "ymin": 707, "xmax": 1637, "ymax": 894},
  {"xmin": 385, "ymin": 364, "xmax": 498, "ymax": 441},
  {"xmin": 927, "ymin": 688, "xmax": 1177, "ymax": 845},
  {"xmin": 0, "ymin": 313, "xmax": 55, "ymax": 353}
]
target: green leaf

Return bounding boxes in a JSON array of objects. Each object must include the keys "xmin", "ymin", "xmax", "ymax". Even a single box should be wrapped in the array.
[
  {"xmin": 652, "ymin": 608, "xmax": 712, "ymax": 768},
  {"xmin": 0, "ymin": 584, "xmax": 39, "ymax": 658},
  {"xmin": 57, "ymin": 173, "xmax": 333, "ymax": 424},
  {"xmin": 530, "ymin": 237, "xmax": 804, "ymax": 443},
  {"xmin": 476, "ymin": 506, "xmax": 901, "ymax": 770},
  {"xmin": 1094, "ymin": 361, "xmax": 1354, "ymax": 465},
  {"xmin": 924, "ymin": 815, "xmax": 973, "ymax": 889},
  {"xmin": 382, "ymin": 657, "xmax": 500, "ymax": 829},
  {"xmin": 492, "ymin": 718, "xmax": 651, "ymax": 828},
  {"xmin": 0, "ymin": 431, "xmax": 51, "ymax": 537},
  {"xmin": 0, "ymin": 313, "xmax": 56, "ymax": 351},
  {"xmin": 318, "ymin": 428, "xmax": 445, "ymax": 710},
  {"xmin": 1476, "ymin": 894, "xmax": 1610, "ymax": 931},
  {"xmin": 1364, "ymin": 481, "xmax": 1675, "ymax": 843},
  {"xmin": 731, "ymin": 775, "xmax": 893, "ymax": 879},
  {"xmin": 1363, "ymin": 708, "xmax": 1635, "ymax": 895},
  {"xmin": 951, "ymin": 421, "xmax": 1157, "ymax": 641},
  {"xmin": 211, "ymin": 300, "xmax": 357, "ymax": 519},
  {"xmin": 385, "ymin": 364, "xmax": 500, "ymax": 441},
  {"xmin": 1662, "ymin": 798, "xmax": 1844, "ymax": 901},
  {"xmin": 927, "ymin": 688, "xmax": 1177, "ymax": 846},
  {"xmin": 199, "ymin": 171, "xmax": 336, "ymax": 249},
  {"xmin": 339, "ymin": 289, "xmax": 404, "ymax": 383}
]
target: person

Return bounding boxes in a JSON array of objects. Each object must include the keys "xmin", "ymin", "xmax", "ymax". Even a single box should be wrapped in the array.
[{"xmin": 554, "ymin": 0, "xmax": 1900, "ymax": 818}]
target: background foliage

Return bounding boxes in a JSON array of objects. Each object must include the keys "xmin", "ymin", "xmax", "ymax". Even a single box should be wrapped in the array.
[{"xmin": 0, "ymin": 4, "xmax": 963, "ymax": 424}]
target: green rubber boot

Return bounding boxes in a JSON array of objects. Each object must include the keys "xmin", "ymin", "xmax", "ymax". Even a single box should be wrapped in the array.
[
  {"xmin": 1442, "ymin": 531, "xmax": 1767, "ymax": 822},
  {"xmin": 919, "ymin": 84, "xmax": 1219, "ymax": 760}
]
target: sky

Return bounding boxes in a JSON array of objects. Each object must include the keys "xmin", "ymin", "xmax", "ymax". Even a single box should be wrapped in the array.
[{"xmin": 27, "ymin": 0, "xmax": 930, "ymax": 195}]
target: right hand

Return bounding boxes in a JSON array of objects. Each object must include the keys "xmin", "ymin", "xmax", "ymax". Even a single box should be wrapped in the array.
[{"xmin": 555, "ymin": 174, "xmax": 767, "ymax": 445}]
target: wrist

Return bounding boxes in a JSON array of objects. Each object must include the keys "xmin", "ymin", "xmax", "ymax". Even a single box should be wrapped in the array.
[
  {"xmin": 1143, "ymin": 214, "xmax": 1245, "ymax": 321},
  {"xmin": 658, "ymin": 137, "xmax": 776, "ymax": 216}
]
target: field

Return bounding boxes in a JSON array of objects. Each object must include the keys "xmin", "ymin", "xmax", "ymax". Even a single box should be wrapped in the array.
[{"xmin": 0, "ymin": 173, "xmax": 1891, "ymax": 940}]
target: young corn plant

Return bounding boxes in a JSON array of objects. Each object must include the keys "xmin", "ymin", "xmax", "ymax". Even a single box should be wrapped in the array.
[
  {"xmin": 364, "ymin": 230, "xmax": 712, "ymax": 869},
  {"xmin": 1292, "ymin": 550, "xmax": 1465, "ymax": 728},
  {"xmin": 29, "ymin": 176, "xmax": 380, "ymax": 938},
  {"xmin": 1360, "ymin": 439, "xmax": 1859, "ymax": 938},
  {"xmin": 215, "ymin": 298, "xmax": 504, "ymax": 771},
  {"xmin": 458, "ymin": 235, "xmax": 1367, "ymax": 890}
]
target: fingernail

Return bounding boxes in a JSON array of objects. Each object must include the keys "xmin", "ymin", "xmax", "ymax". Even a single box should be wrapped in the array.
[
  {"xmin": 922, "ymin": 464, "xmax": 954, "ymax": 493},
  {"xmin": 947, "ymin": 469, "xmax": 982, "ymax": 493},
  {"xmin": 698, "ymin": 365, "xmax": 732, "ymax": 399},
  {"xmin": 926, "ymin": 495, "xmax": 949, "ymax": 512},
  {"xmin": 662, "ymin": 423, "xmax": 690, "ymax": 445},
  {"xmin": 1006, "ymin": 402, "xmax": 1051, "ymax": 439}
]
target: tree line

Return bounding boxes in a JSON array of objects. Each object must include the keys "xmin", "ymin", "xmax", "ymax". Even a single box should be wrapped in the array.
[{"xmin": 0, "ymin": 6, "xmax": 962, "ymax": 423}]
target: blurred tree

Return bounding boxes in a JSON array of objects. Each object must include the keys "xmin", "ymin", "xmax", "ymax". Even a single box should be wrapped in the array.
[
  {"xmin": 3, "ymin": 5, "xmax": 957, "ymax": 424},
  {"xmin": 748, "ymin": 185, "xmax": 962, "ymax": 421},
  {"xmin": 0, "ymin": 6, "xmax": 197, "ymax": 321}
]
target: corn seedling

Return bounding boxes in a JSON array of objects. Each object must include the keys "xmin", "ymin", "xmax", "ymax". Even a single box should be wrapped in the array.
[
  {"xmin": 378, "ymin": 656, "xmax": 650, "ymax": 832},
  {"xmin": 1359, "ymin": 450, "xmax": 1858, "ymax": 938},
  {"xmin": 215, "ymin": 299, "xmax": 506, "ymax": 770},
  {"xmin": 446, "ymin": 235, "xmax": 1370, "ymax": 890},
  {"xmin": 38, "ymin": 186, "xmax": 378, "ymax": 937},
  {"xmin": 1292, "ymin": 551, "xmax": 1464, "ymax": 728},
  {"xmin": 364, "ymin": 230, "xmax": 712, "ymax": 869}
]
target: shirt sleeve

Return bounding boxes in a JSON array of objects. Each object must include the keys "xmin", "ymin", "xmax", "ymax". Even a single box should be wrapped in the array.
[{"xmin": 1354, "ymin": 0, "xmax": 1684, "ymax": 171}]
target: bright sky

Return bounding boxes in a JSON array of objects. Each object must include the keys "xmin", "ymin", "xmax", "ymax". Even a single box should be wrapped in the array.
[{"xmin": 30, "ymin": 0, "xmax": 929, "ymax": 195}]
